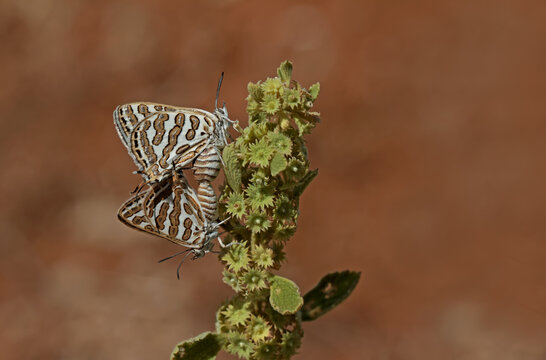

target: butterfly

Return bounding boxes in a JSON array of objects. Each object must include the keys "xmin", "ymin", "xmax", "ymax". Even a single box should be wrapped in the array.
[
  {"xmin": 113, "ymin": 74, "xmax": 236, "ymax": 189},
  {"xmin": 117, "ymin": 172, "xmax": 229, "ymax": 276}
]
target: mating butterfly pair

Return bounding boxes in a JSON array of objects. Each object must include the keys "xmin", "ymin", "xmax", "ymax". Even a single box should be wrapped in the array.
[{"xmin": 114, "ymin": 76, "xmax": 235, "ymax": 267}]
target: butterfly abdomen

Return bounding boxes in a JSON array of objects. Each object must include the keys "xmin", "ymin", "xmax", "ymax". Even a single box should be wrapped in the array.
[
  {"xmin": 193, "ymin": 146, "xmax": 221, "ymax": 182},
  {"xmin": 197, "ymin": 181, "xmax": 217, "ymax": 222},
  {"xmin": 193, "ymin": 146, "xmax": 221, "ymax": 222}
]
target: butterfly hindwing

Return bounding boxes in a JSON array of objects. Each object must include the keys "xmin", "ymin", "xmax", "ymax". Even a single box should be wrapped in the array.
[
  {"xmin": 117, "ymin": 190, "xmax": 159, "ymax": 237},
  {"xmin": 117, "ymin": 176, "xmax": 208, "ymax": 249}
]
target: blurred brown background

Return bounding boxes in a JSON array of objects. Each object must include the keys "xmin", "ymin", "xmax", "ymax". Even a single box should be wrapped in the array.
[{"xmin": 1, "ymin": 1, "xmax": 545, "ymax": 359}]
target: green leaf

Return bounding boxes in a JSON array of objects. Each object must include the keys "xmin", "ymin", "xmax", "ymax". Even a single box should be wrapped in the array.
[
  {"xmin": 308, "ymin": 82, "xmax": 320, "ymax": 100},
  {"xmin": 171, "ymin": 332, "xmax": 221, "ymax": 360},
  {"xmin": 294, "ymin": 116, "xmax": 313, "ymax": 136},
  {"xmin": 277, "ymin": 60, "xmax": 293, "ymax": 84},
  {"xmin": 298, "ymin": 111, "xmax": 321, "ymax": 124},
  {"xmin": 270, "ymin": 152, "xmax": 287, "ymax": 176},
  {"xmin": 293, "ymin": 168, "xmax": 318, "ymax": 197},
  {"xmin": 301, "ymin": 271, "xmax": 361, "ymax": 321},
  {"xmin": 269, "ymin": 275, "xmax": 303, "ymax": 315},
  {"xmin": 222, "ymin": 145, "xmax": 242, "ymax": 193}
]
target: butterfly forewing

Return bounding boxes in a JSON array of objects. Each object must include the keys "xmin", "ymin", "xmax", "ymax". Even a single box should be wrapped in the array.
[
  {"xmin": 114, "ymin": 103, "xmax": 198, "ymax": 147},
  {"xmin": 114, "ymin": 102, "xmax": 218, "ymax": 182}
]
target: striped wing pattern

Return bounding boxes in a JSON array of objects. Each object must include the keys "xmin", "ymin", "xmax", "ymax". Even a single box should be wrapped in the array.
[
  {"xmin": 117, "ymin": 176, "xmax": 208, "ymax": 249},
  {"xmin": 114, "ymin": 98, "xmax": 234, "ymax": 260},
  {"xmin": 114, "ymin": 102, "xmax": 218, "ymax": 182}
]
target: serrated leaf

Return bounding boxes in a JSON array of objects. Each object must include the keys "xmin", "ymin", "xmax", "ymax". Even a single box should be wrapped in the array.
[
  {"xmin": 277, "ymin": 60, "xmax": 293, "ymax": 83},
  {"xmin": 296, "ymin": 111, "xmax": 321, "ymax": 125},
  {"xmin": 293, "ymin": 168, "xmax": 318, "ymax": 197},
  {"xmin": 270, "ymin": 152, "xmax": 288, "ymax": 176},
  {"xmin": 294, "ymin": 117, "xmax": 313, "ymax": 136},
  {"xmin": 269, "ymin": 275, "xmax": 303, "ymax": 315},
  {"xmin": 171, "ymin": 332, "xmax": 221, "ymax": 360},
  {"xmin": 308, "ymin": 82, "xmax": 320, "ymax": 100},
  {"xmin": 223, "ymin": 145, "xmax": 242, "ymax": 193},
  {"xmin": 301, "ymin": 271, "xmax": 360, "ymax": 321}
]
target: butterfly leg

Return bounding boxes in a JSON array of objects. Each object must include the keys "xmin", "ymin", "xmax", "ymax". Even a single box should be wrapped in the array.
[{"xmin": 217, "ymin": 236, "xmax": 241, "ymax": 249}]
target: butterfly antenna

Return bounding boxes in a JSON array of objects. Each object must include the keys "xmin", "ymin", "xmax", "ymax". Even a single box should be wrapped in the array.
[
  {"xmin": 215, "ymin": 72, "xmax": 224, "ymax": 110},
  {"xmin": 158, "ymin": 248, "xmax": 192, "ymax": 263},
  {"xmin": 176, "ymin": 251, "xmax": 194, "ymax": 280}
]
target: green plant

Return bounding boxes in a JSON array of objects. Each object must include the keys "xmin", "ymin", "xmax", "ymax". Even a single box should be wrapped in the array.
[{"xmin": 171, "ymin": 61, "xmax": 360, "ymax": 360}]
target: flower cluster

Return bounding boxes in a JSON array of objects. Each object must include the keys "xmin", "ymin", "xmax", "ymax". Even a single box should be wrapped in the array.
[
  {"xmin": 215, "ymin": 61, "xmax": 319, "ymax": 359},
  {"xmin": 170, "ymin": 62, "xmax": 360, "ymax": 360}
]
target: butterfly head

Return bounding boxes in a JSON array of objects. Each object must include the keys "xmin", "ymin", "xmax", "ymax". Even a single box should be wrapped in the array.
[
  {"xmin": 214, "ymin": 102, "xmax": 229, "ymax": 122},
  {"xmin": 191, "ymin": 229, "xmax": 217, "ymax": 259},
  {"xmin": 213, "ymin": 103, "xmax": 237, "ymax": 147}
]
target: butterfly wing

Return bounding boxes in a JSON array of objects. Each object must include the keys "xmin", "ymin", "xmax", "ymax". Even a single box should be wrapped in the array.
[
  {"xmin": 114, "ymin": 102, "xmax": 218, "ymax": 182},
  {"xmin": 117, "ymin": 188, "xmax": 160, "ymax": 237},
  {"xmin": 118, "ymin": 176, "xmax": 208, "ymax": 248}
]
